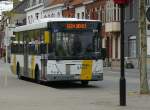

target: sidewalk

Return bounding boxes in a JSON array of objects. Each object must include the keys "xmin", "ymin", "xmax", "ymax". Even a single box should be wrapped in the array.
[
  {"xmin": 103, "ymin": 66, "xmax": 150, "ymax": 110},
  {"xmin": 104, "ymin": 66, "xmax": 140, "ymax": 73},
  {"xmin": 0, "ymin": 59, "xmax": 150, "ymax": 110},
  {"xmin": 119, "ymin": 94, "xmax": 150, "ymax": 110}
]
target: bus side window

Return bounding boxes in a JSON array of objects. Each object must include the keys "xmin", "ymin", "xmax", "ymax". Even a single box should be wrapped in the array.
[
  {"xmin": 48, "ymin": 44, "xmax": 53, "ymax": 53},
  {"xmin": 11, "ymin": 44, "xmax": 14, "ymax": 53},
  {"xmin": 14, "ymin": 44, "xmax": 17, "ymax": 53},
  {"xmin": 31, "ymin": 44, "xmax": 35, "ymax": 54},
  {"xmin": 20, "ymin": 44, "xmax": 23, "ymax": 54},
  {"xmin": 40, "ymin": 43, "xmax": 46, "ymax": 54}
]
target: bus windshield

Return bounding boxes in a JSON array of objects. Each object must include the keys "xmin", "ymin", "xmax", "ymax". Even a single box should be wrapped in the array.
[{"xmin": 53, "ymin": 30, "xmax": 100, "ymax": 59}]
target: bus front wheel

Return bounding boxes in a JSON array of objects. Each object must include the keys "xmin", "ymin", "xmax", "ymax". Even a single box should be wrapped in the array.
[
  {"xmin": 16, "ymin": 63, "xmax": 21, "ymax": 79},
  {"xmin": 81, "ymin": 81, "xmax": 89, "ymax": 86}
]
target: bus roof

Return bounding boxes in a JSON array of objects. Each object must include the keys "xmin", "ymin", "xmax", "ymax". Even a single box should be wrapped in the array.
[{"xmin": 14, "ymin": 18, "xmax": 101, "ymax": 32}]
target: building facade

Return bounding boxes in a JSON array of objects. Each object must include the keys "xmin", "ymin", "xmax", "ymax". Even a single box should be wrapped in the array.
[
  {"xmin": 104, "ymin": 0, "xmax": 139, "ymax": 68},
  {"xmin": 0, "ymin": 0, "xmax": 28, "ymax": 62},
  {"xmin": 105, "ymin": 0, "xmax": 121, "ymax": 67},
  {"xmin": 25, "ymin": 0, "xmax": 44, "ymax": 24},
  {"xmin": 43, "ymin": 0, "xmax": 64, "ymax": 18},
  {"xmin": 75, "ymin": 4, "xmax": 85, "ymax": 19},
  {"xmin": 0, "ymin": 1, "xmax": 13, "ymax": 20},
  {"xmin": 10, "ymin": 0, "xmax": 28, "ymax": 26},
  {"xmin": 0, "ymin": 0, "xmax": 13, "ymax": 58},
  {"xmin": 124, "ymin": 0, "xmax": 139, "ymax": 68},
  {"xmin": 62, "ymin": 0, "xmax": 85, "ymax": 18}
]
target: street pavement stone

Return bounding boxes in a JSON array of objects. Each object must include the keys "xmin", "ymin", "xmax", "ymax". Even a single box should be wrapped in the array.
[{"xmin": 0, "ymin": 59, "xmax": 150, "ymax": 110}]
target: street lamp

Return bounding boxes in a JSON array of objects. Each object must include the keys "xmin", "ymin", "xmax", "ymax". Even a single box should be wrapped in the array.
[{"xmin": 113, "ymin": 0, "xmax": 129, "ymax": 106}]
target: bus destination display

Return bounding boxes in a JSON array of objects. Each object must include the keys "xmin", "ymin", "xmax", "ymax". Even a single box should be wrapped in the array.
[
  {"xmin": 51, "ymin": 22, "xmax": 101, "ymax": 32},
  {"xmin": 65, "ymin": 23, "xmax": 87, "ymax": 29}
]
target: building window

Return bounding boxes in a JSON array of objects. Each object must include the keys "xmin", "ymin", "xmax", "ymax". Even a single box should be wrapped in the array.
[
  {"xmin": 32, "ymin": 0, "xmax": 36, "ymax": 6},
  {"xmin": 85, "ymin": 9, "xmax": 89, "ymax": 19},
  {"xmin": 82, "ymin": 12, "xmax": 84, "ymax": 19},
  {"xmin": 77, "ymin": 13, "xmax": 80, "ymax": 19},
  {"xmin": 28, "ymin": 16, "xmax": 30, "ymax": 24},
  {"xmin": 39, "ymin": 0, "xmax": 43, "ymax": 3},
  {"xmin": 31, "ymin": 15, "xmax": 33, "ymax": 23},
  {"xmin": 115, "ymin": 36, "xmax": 118, "ymax": 58},
  {"xmin": 128, "ymin": 36, "xmax": 136, "ymax": 58},
  {"xmin": 41, "ymin": 12, "xmax": 42, "ymax": 19},
  {"xmin": 146, "ymin": 0, "xmax": 150, "ymax": 5},
  {"xmin": 117, "ymin": 6, "xmax": 120, "ymax": 21},
  {"xmin": 102, "ymin": 9, "xmax": 105, "ymax": 22},
  {"xmin": 106, "ymin": 1, "xmax": 120, "ymax": 22},
  {"xmin": 58, "ymin": 12, "xmax": 60, "ymax": 17},
  {"xmin": 35, "ymin": 13, "xmax": 39, "ymax": 20},
  {"xmin": 114, "ymin": 4, "xmax": 119, "ymax": 21},
  {"xmin": 51, "ymin": 13, "xmax": 55, "ymax": 17}
]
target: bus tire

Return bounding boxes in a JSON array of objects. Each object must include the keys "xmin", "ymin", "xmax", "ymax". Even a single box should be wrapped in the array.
[
  {"xmin": 16, "ymin": 63, "xmax": 21, "ymax": 79},
  {"xmin": 81, "ymin": 81, "xmax": 89, "ymax": 86},
  {"xmin": 35, "ymin": 65, "xmax": 40, "ymax": 83}
]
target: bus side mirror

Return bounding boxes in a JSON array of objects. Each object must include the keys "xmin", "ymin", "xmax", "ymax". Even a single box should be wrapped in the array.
[{"xmin": 101, "ymin": 48, "xmax": 106, "ymax": 60}]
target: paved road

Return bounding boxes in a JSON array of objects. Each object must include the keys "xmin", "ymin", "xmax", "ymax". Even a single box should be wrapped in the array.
[{"xmin": 0, "ymin": 60, "xmax": 150, "ymax": 110}]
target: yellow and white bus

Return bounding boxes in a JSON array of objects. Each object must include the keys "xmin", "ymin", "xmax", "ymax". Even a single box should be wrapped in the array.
[{"xmin": 10, "ymin": 18, "xmax": 105, "ymax": 85}]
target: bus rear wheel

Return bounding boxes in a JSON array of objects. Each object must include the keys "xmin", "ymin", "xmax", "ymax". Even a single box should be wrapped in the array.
[
  {"xmin": 81, "ymin": 81, "xmax": 89, "ymax": 86},
  {"xmin": 35, "ymin": 66, "xmax": 40, "ymax": 83}
]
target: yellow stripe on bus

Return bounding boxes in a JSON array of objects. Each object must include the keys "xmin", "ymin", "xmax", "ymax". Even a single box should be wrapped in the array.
[
  {"xmin": 44, "ymin": 31, "xmax": 49, "ymax": 44},
  {"xmin": 80, "ymin": 60, "xmax": 93, "ymax": 80}
]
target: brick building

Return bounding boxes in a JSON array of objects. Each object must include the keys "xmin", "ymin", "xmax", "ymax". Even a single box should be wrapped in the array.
[
  {"xmin": 104, "ymin": 0, "xmax": 121, "ymax": 67},
  {"xmin": 62, "ymin": 0, "xmax": 84, "ymax": 18}
]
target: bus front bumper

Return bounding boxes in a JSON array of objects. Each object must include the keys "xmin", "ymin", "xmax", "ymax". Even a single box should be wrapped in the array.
[{"xmin": 46, "ymin": 73, "xmax": 103, "ymax": 81}]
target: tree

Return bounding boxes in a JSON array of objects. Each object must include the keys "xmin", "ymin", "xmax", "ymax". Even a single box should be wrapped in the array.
[{"xmin": 139, "ymin": 0, "xmax": 149, "ymax": 94}]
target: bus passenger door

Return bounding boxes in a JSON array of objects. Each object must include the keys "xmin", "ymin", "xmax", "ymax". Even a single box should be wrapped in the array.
[{"xmin": 23, "ymin": 35, "xmax": 29, "ymax": 77}]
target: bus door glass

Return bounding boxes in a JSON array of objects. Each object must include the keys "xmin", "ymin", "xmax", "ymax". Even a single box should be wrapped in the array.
[
  {"xmin": 23, "ymin": 32, "xmax": 29, "ymax": 76},
  {"xmin": 93, "ymin": 30, "xmax": 101, "ymax": 58}
]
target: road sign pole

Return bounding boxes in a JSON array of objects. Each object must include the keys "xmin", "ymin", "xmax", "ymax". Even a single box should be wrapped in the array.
[
  {"xmin": 120, "ymin": 4, "xmax": 126, "ymax": 106},
  {"xmin": 113, "ymin": 0, "xmax": 129, "ymax": 106}
]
